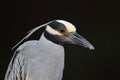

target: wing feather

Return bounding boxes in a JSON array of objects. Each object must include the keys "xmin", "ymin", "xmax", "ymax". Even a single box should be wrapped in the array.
[{"xmin": 4, "ymin": 50, "xmax": 26, "ymax": 80}]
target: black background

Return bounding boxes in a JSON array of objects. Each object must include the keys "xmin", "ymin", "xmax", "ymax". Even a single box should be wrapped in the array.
[{"xmin": 1, "ymin": 0, "xmax": 120, "ymax": 80}]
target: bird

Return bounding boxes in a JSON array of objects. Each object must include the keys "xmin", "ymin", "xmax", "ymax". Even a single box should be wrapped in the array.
[{"xmin": 4, "ymin": 20, "xmax": 95, "ymax": 80}]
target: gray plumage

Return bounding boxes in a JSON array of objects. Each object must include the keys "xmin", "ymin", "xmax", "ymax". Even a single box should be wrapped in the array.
[{"xmin": 4, "ymin": 20, "xmax": 94, "ymax": 80}]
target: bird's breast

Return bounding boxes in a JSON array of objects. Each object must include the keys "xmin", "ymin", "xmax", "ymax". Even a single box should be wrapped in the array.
[{"xmin": 23, "ymin": 39, "xmax": 64, "ymax": 80}]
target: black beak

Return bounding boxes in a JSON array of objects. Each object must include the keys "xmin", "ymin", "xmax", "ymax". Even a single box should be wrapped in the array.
[{"xmin": 66, "ymin": 32, "xmax": 95, "ymax": 50}]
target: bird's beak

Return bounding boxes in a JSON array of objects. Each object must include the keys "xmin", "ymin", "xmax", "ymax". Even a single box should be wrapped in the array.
[{"xmin": 66, "ymin": 32, "xmax": 95, "ymax": 50}]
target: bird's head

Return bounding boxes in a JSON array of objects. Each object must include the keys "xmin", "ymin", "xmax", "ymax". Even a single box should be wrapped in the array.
[
  {"xmin": 44, "ymin": 20, "xmax": 94, "ymax": 50},
  {"xmin": 12, "ymin": 20, "xmax": 94, "ymax": 50}
]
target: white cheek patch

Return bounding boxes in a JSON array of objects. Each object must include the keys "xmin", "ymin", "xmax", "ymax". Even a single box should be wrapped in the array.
[
  {"xmin": 46, "ymin": 25, "xmax": 63, "ymax": 35},
  {"xmin": 56, "ymin": 20, "xmax": 76, "ymax": 32}
]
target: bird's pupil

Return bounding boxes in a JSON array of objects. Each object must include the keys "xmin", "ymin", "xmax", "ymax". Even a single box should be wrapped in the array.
[{"xmin": 60, "ymin": 29, "xmax": 65, "ymax": 33}]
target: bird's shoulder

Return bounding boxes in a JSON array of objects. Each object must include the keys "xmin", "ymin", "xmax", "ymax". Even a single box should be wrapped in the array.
[
  {"xmin": 17, "ymin": 40, "xmax": 40, "ymax": 51},
  {"xmin": 4, "ymin": 40, "xmax": 42, "ymax": 80}
]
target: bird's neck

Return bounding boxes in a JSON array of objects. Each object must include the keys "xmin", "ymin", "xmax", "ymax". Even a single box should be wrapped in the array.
[
  {"xmin": 38, "ymin": 33, "xmax": 64, "ymax": 58},
  {"xmin": 39, "ymin": 33, "xmax": 63, "ymax": 48}
]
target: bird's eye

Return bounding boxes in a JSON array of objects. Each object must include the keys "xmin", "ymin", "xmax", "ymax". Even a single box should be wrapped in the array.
[{"xmin": 59, "ymin": 29, "xmax": 65, "ymax": 34}]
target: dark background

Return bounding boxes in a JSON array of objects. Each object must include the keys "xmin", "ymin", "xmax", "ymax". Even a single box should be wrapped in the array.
[{"xmin": 1, "ymin": 0, "xmax": 120, "ymax": 80}]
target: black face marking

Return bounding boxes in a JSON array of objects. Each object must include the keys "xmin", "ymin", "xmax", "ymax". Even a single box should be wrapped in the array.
[
  {"xmin": 44, "ymin": 31, "xmax": 66, "ymax": 45},
  {"xmin": 44, "ymin": 20, "xmax": 73, "ymax": 45},
  {"xmin": 48, "ymin": 20, "xmax": 67, "ymax": 31}
]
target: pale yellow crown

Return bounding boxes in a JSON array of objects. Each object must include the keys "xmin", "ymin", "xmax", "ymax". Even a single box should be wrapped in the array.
[
  {"xmin": 56, "ymin": 20, "xmax": 76, "ymax": 32},
  {"xmin": 46, "ymin": 20, "xmax": 76, "ymax": 35}
]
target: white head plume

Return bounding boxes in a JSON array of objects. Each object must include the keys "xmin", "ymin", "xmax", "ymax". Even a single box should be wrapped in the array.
[{"xmin": 12, "ymin": 21, "xmax": 51, "ymax": 50}]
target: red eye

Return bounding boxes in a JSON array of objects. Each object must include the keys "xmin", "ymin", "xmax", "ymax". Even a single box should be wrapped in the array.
[{"xmin": 59, "ymin": 29, "xmax": 65, "ymax": 34}]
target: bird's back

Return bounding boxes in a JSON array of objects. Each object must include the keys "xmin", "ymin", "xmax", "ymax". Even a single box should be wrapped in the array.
[{"xmin": 5, "ymin": 34, "xmax": 64, "ymax": 80}]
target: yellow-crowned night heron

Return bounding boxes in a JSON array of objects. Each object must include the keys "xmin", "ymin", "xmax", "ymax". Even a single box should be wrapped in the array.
[{"xmin": 4, "ymin": 20, "xmax": 94, "ymax": 80}]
